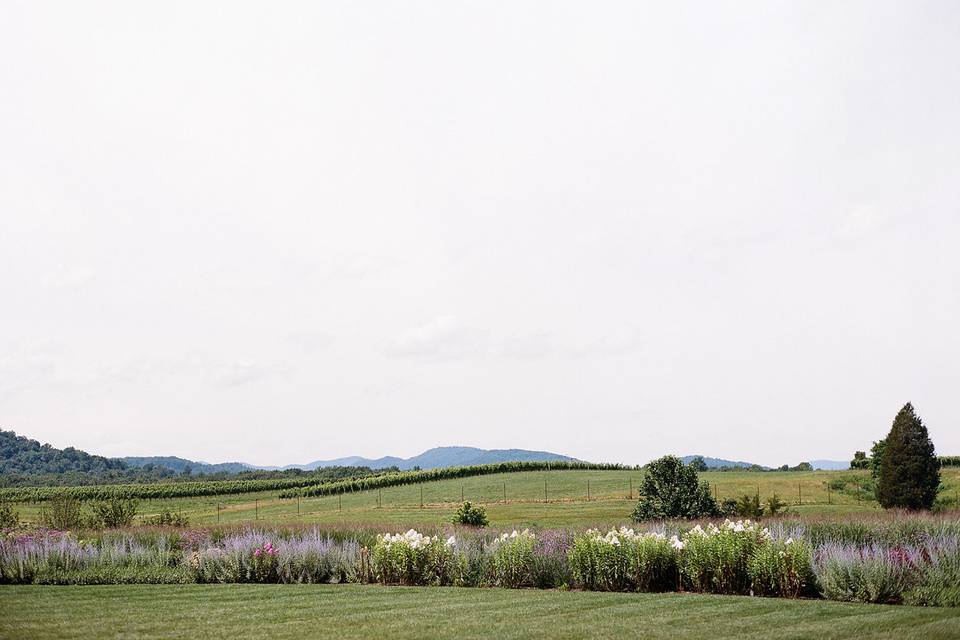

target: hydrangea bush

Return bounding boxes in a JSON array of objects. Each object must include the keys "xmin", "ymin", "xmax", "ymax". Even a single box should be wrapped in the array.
[
  {"xmin": 569, "ymin": 527, "xmax": 678, "ymax": 592},
  {"xmin": 371, "ymin": 529, "xmax": 457, "ymax": 586}
]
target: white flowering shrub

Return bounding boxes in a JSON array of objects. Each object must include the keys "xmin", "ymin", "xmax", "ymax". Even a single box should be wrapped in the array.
[
  {"xmin": 371, "ymin": 530, "xmax": 457, "ymax": 586},
  {"xmin": 490, "ymin": 530, "xmax": 536, "ymax": 588},
  {"xmin": 569, "ymin": 527, "xmax": 679, "ymax": 592},
  {"xmin": 679, "ymin": 520, "xmax": 771, "ymax": 594},
  {"xmin": 747, "ymin": 537, "xmax": 814, "ymax": 598}
]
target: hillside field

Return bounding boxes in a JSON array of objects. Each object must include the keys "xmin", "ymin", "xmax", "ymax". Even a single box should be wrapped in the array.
[
  {"xmin": 10, "ymin": 468, "xmax": 960, "ymax": 528},
  {"xmin": 2, "ymin": 584, "xmax": 959, "ymax": 640}
]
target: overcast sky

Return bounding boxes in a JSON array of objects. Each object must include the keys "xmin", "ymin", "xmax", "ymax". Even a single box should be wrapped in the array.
[{"xmin": 1, "ymin": 1, "xmax": 958, "ymax": 467}]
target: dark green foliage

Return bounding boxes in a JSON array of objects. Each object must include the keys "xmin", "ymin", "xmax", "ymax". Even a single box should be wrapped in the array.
[
  {"xmin": 0, "ymin": 466, "xmax": 397, "ymax": 503},
  {"xmin": 735, "ymin": 494, "xmax": 764, "ymax": 518},
  {"xmin": 940, "ymin": 456, "xmax": 960, "ymax": 468},
  {"xmin": 452, "ymin": 501, "xmax": 488, "ymax": 527},
  {"xmin": 0, "ymin": 429, "xmax": 127, "ymax": 476},
  {"xmin": 0, "ymin": 503, "xmax": 18, "ymax": 528},
  {"xmin": 850, "ymin": 451, "xmax": 869, "ymax": 470},
  {"xmin": 766, "ymin": 494, "xmax": 787, "ymax": 515},
  {"xmin": 40, "ymin": 497, "xmax": 84, "ymax": 530},
  {"xmin": 89, "ymin": 498, "xmax": 138, "ymax": 528},
  {"xmin": 687, "ymin": 456, "xmax": 708, "ymax": 472},
  {"xmin": 720, "ymin": 498, "xmax": 740, "ymax": 516},
  {"xmin": 877, "ymin": 403, "xmax": 940, "ymax": 510},
  {"xmin": 631, "ymin": 456, "xmax": 719, "ymax": 521},
  {"xmin": 870, "ymin": 438, "xmax": 887, "ymax": 479}
]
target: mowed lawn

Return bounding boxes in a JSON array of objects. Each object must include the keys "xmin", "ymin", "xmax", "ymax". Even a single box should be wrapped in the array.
[
  {"xmin": 11, "ymin": 468, "xmax": 960, "ymax": 528},
  {"xmin": 2, "ymin": 584, "xmax": 960, "ymax": 640}
]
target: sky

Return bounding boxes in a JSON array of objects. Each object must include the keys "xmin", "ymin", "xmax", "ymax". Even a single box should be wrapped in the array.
[{"xmin": 1, "ymin": 1, "xmax": 958, "ymax": 468}]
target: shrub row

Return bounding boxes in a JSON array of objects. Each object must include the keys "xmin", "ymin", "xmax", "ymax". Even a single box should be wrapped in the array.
[{"xmin": 4, "ymin": 522, "xmax": 956, "ymax": 606}]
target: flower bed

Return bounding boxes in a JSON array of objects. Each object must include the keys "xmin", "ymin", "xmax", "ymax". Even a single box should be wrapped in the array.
[{"xmin": 1, "ymin": 520, "xmax": 958, "ymax": 606}]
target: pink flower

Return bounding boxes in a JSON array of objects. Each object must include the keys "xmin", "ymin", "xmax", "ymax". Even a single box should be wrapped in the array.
[{"xmin": 254, "ymin": 548, "xmax": 261, "ymax": 557}]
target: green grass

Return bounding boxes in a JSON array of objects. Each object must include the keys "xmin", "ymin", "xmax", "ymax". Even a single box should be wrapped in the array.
[
  {"xmin": 1, "ymin": 584, "xmax": 959, "ymax": 640},
  {"xmin": 12, "ymin": 468, "xmax": 960, "ymax": 529}
]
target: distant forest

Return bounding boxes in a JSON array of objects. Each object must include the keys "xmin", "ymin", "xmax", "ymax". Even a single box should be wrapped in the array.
[{"xmin": 0, "ymin": 430, "xmax": 389, "ymax": 488}]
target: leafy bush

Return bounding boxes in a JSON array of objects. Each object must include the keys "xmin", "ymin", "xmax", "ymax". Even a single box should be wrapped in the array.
[
  {"xmin": 89, "ymin": 498, "xmax": 138, "ymax": 528},
  {"xmin": 679, "ymin": 520, "xmax": 769, "ymax": 594},
  {"xmin": 748, "ymin": 537, "xmax": 814, "ymax": 597},
  {"xmin": 0, "ymin": 503, "xmax": 19, "ymax": 529},
  {"xmin": 39, "ymin": 497, "xmax": 84, "ymax": 530},
  {"xmin": 735, "ymin": 494, "xmax": 763, "ymax": 518},
  {"xmin": 766, "ymin": 494, "xmax": 788, "ymax": 516},
  {"xmin": 569, "ymin": 527, "xmax": 679, "ymax": 592},
  {"xmin": 490, "ymin": 529, "xmax": 536, "ymax": 588},
  {"xmin": 371, "ymin": 529, "xmax": 456, "ymax": 586},
  {"xmin": 452, "ymin": 501, "xmax": 488, "ymax": 527},
  {"xmin": 632, "ymin": 456, "xmax": 719, "ymax": 521}
]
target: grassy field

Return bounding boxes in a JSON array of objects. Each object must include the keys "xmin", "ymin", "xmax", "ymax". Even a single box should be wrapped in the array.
[
  {"xmin": 2, "ymin": 584, "xmax": 959, "ymax": 640},
  {"xmin": 12, "ymin": 468, "xmax": 960, "ymax": 528}
]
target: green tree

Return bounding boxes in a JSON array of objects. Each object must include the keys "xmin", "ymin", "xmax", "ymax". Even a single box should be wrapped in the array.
[
  {"xmin": 850, "ymin": 451, "xmax": 869, "ymax": 470},
  {"xmin": 632, "ymin": 455, "xmax": 719, "ymax": 521},
  {"xmin": 877, "ymin": 403, "xmax": 940, "ymax": 510},
  {"xmin": 870, "ymin": 438, "xmax": 887, "ymax": 478},
  {"xmin": 687, "ymin": 456, "xmax": 708, "ymax": 472}
]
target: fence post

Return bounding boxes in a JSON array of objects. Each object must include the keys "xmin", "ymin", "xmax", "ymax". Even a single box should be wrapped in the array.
[
  {"xmin": 629, "ymin": 477, "xmax": 633, "ymax": 500},
  {"xmin": 297, "ymin": 495, "xmax": 301, "ymax": 517},
  {"xmin": 461, "ymin": 485, "xmax": 464, "ymax": 503},
  {"xmin": 798, "ymin": 482, "xmax": 802, "ymax": 506},
  {"xmin": 544, "ymin": 478, "xmax": 547, "ymax": 502},
  {"xmin": 256, "ymin": 499, "xmax": 259, "ymax": 520},
  {"xmin": 503, "ymin": 481, "xmax": 506, "ymax": 503},
  {"xmin": 378, "ymin": 488, "xmax": 382, "ymax": 509},
  {"xmin": 587, "ymin": 480, "xmax": 591, "ymax": 501},
  {"xmin": 420, "ymin": 486, "xmax": 424, "ymax": 509},
  {"xmin": 217, "ymin": 503, "xmax": 220, "ymax": 524},
  {"xmin": 339, "ymin": 493, "xmax": 342, "ymax": 512}
]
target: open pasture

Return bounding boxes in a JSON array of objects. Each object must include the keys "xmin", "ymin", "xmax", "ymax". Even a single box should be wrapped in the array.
[{"xmin": 9, "ymin": 468, "xmax": 960, "ymax": 528}]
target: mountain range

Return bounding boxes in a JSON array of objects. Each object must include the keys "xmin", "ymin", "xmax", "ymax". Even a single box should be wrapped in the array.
[{"xmin": 121, "ymin": 446, "xmax": 579, "ymax": 473}]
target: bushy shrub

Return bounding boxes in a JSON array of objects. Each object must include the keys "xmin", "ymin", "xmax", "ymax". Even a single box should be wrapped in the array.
[
  {"xmin": 0, "ymin": 503, "xmax": 19, "ymax": 529},
  {"xmin": 766, "ymin": 494, "xmax": 788, "ymax": 516},
  {"xmin": 748, "ymin": 537, "xmax": 814, "ymax": 597},
  {"xmin": 569, "ymin": 527, "xmax": 679, "ymax": 592},
  {"xmin": 39, "ymin": 497, "xmax": 84, "ymax": 530},
  {"xmin": 89, "ymin": 499, "xmax": 138, "ymax": 529},
  {"xmin": 679, "ymin": 520, "xmax": 769, "ymax": 594},
  {"xmin": 813, "ymin": 543, "xmax": 917, "ymax": 604},
  {"xmin": 490, "ymin": 529, "xmax": 536, "ymax": 588},
  {"xmin": 632, "ymin": 456, "xmax": 719, "ymax": 521},
  {"xmin": 371, "ymin": 529, "xmax": 456, "ymax": 586},
  {"xmin": 452, "ymin": 501, "xmax": 488, "ymax": 527},
  {"xmin": 735, "ymin": 495, "xmax": 763, "ymax": 518}
]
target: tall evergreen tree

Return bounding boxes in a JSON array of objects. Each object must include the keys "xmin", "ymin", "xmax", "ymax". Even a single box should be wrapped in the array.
[{"xmin": 877, "ymin": 403, "xmax": 940, "ymax": 510}]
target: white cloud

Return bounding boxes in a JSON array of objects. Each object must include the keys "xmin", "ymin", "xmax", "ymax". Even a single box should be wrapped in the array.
[
  {"xmin": 41, "ymin": 265, "xmax": 95, "ymax": 289},
  {"xmin": 380, "ymin": 315, "xmax": 488, "ymax": 361},
  {"xmin": 571, "ymin": 327, "xmax": 642, "ymax": 357}
]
